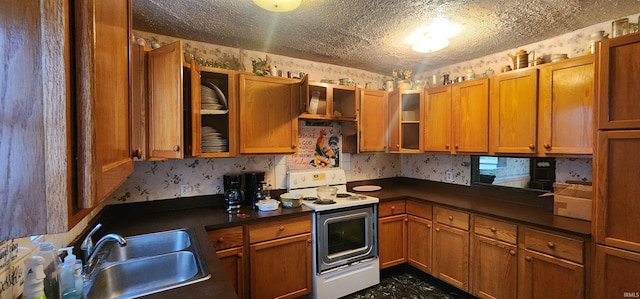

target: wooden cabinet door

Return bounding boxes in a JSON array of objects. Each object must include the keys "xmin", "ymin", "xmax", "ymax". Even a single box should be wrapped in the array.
[
  {"xmin": 518, "ymin": 249, "xmax": 584, "ymax": 299},
  {"xmin": 217, "ymin": 247, "xmax": 244, "ymax": 299},
  {"xmin": 424, "ymin": 86, "xmax": 452, "ymax": 152},
  {"xmin": 594, "ymin": 245, "xmax": 640, "ymax": 299},
  {"xmin": 470, "ymin": 235, "xmax": 517, "ymax": 299},
  {"xmin": 596, "ymin": 33, "xmax": 640, "ymax": 130},
  {"xmin": 595, "ymin": 130, "xmax": 640, "ymax": 252},
  {"xmin": 147, "ymin": 40, "xmax": 184, "ymax": 159},
  {"xmin": 453, "ymin": 78, "xmax": 490, "ymax": 154},
  {"xmin": 249, "ymin": 233, "xmax": 312, "ymax": 299},
  {"xmin": 379, "ymin": 214, "xmax": 407, "ymax": 269},
  {"xmin": 76, "ymin": 0, "xmax": 133, "ymax": 207},
  {"xmin": 238, "ymin": 74, "xmax": 299, "ymax": 154},
  {"xmin": 538, "ymin": 56, "xmax": 594, "ymax": 155},
  {"xmin": 387, "ymin": 90, "xmax": 401, "ymax": 152},
  {"xmin": 407, "ymin": 215, "xmax": 432, "ymax": 273},
  {"xmin": 433, "ymin": 223, "xmax": 470, "ymax": 291},
  {"xmin": 490, "ymin": 69, "xmax": 538, "ymax": 154},
  {"xmin": 359, "ymin": 89, "xmax": 388, "ymax": 152}
]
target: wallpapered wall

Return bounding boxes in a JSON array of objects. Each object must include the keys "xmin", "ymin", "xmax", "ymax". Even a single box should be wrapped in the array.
[{"xmin": 5, "ymin": 10, "xmax": 628, "ymax": 299}]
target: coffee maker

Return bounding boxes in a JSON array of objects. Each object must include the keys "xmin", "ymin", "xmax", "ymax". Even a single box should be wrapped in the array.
[
  {"xmin": 243, "ymin": 171, "xmax": 265, "ymax": 209},
  {"xmin": 223, "ymin": 174, "xmax": 243, "ymax": 212}
]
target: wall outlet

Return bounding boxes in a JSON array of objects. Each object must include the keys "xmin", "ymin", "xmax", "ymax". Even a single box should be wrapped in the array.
[
  {"xmin": 180, "ymin": 184, "xmax": 194, "ymax": 196},
  {"xmin": 445, "ymin": 170, "xmax": 454, "ymax": 182}
]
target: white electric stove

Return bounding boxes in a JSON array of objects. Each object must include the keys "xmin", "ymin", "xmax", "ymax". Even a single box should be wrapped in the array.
[{"xmin": 287, "ymin": 168, "xmax": 380, "ymax": 299}]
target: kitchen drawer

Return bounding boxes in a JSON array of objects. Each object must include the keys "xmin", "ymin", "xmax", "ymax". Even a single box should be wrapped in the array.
[
  {"xmin": 406, "ymin": 200, "xmax": 432, "ymax": 219},
  {"xmin": 208, "ymin": 226, "xmax": 244, "ymax": 250},
  {"xmin": 249, "ymin": 215, "xmax": 311, "ymax": 244},
  {"xmin": 434, "ymin": 206, "xmax": 469, "ymax": 231},
  {"xmin": 474, "ymin": 216, "xmax": 517, "ymax": 244},
  {"xmin": 522, "ymin": 227, "xmax": 584, "ymax": 264},
  {"xmin": 379, "ymin": 200, "xmax": 406, "ymax": 217}
]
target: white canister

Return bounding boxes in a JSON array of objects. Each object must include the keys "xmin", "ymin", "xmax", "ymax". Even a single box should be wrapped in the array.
[
  {"xmin": 589, "ymin": 31, "xmax": 608, "ymax": 54},
  {"xmin": 385, "ymin": 80, "xmax": 394, "ymax": 91}
]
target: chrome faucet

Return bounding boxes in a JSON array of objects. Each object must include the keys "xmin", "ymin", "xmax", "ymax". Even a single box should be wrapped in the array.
[{"xmin": 80, "ymin": 223, "xmax": 127, "ymax": 274}]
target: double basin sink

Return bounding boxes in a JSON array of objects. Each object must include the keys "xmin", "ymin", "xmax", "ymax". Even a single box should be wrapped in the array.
[{"xmin": 84, "ymin": 228, "xmax": 210, "ymax": 299}]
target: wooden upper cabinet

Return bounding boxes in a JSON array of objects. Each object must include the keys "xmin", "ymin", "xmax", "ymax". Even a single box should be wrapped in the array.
[
  {"xmin": 190, "ymin": 65, "xmax": 238, "ymax": 157},
  {"xmin": 538, "ymin": 56, "xmax": 594, "ymax": 155},
  {"xmin": 596, "ymin": 32, "xmax": 640, "ymax": 130},
  {"xmin": 424, "ymin": 86, "xmax": 452, "ymax": 152},
  {"xmin": 238, "ymin": 74, "xmax": 306, "ymax": 154},
  {"xmin": 595, "ymin": 130, "xmax": 640, "ymax": 252},
  {"xmin": 302, "ymin": 82, "xmax": 357, "ymax": 121},
  {"xmin": 147, "ymin": 40, "xmax": 184, "ymax": 159},
  {"xmin": 359, "ymin": 89, "xmax": 388, "ymax": 152},
  {"xmin": 490, "ymin": 68, "xmax": 539, "ymax": 154},
  {"xmin": 76, "ymin": 0, "xmax": 133, "ymax": 207},
  {"xmin": 388, "ymin": 87, "xmax": 424, "ymax": 153},
  {"xmin": 452, "ymin": 78, "xmax": 490, "ymax": 154}
]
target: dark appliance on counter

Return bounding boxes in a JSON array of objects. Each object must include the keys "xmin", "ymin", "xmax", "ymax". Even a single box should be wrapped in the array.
[
  {"xmin": 243, "ymin": 171, "xmax": 265, "ymax": 209},
  {"xmin": 223, "ymin": 174, "xmax": 243, "ymax": 212},
  {"xmin": 529, "ymin": 158, "xmax": 556, "ymax": 191}
]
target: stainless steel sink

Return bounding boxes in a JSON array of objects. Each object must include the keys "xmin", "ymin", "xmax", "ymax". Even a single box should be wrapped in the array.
[
  {"xmin": 84, "ymin": 228, "xmax": 210, "ymax": 299},
  {"xmin": 105, "ymin": 229, "xmax": 191, "ymax": 262}
]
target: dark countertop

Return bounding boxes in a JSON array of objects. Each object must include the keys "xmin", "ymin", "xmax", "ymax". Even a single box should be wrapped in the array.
[{"xmin": 76, "ymin": 177, "xmax": 590, "ymax": 298}]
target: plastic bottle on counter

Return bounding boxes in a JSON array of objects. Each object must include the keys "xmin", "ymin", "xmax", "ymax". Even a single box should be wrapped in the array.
[
  {"xmin": 23, "ymin": 256, "xmax": 47, "ymax": 299},
  {"xmin": 57, "ymin": 247, "xmax": 82, "ymax": 299},
  {"xmin": 38, "ymin": 241, "xmax": 61, "ymax": 299}
]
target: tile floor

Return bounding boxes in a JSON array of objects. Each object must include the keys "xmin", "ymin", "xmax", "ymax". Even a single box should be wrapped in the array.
[{"xmin": 341, "ymin": 266, "xmax": 478, "ymax": 299}]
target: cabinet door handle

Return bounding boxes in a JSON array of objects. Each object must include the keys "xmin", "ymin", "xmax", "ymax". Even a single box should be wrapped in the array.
[
  {"xmin": 454, "ymin": 144, "xmax": 459, "ymax": 149},
  {"xmin": 404, "ymin": 218, "xmax": 408, "ymax": 223},
  {"xmin": 490, "ymin": 227, "xmax": 497, "ymax": 233},
  {"xmin": 435, "ymin": 228, "xmax": 440, "ymax": 232},
  {"xmin": 544, "ymin": 143, "xmax": 551, "ymax": 149},
  {"xmin": 528, "ymin": 144, "xmax": 535, "ymax": 150},
  {"xmin": 509, "ymin": 250, "xmax": 516, "ymax": 256},
  {"xmin": 427, "ymin": 224, "xmax": 432, "ymax": 229},
  {"xmin": 307, "ymin": 239, "xmax": 312, "ymax": 244},
  {"xmin": 237, "ymin": 252, "xmax": 243, "ymax": 258},
  {"xmin": 278, "ymin": 226, "xmax": 285, "ymax": 232},
  {"xmin": 448, "ymin": 216, "xmax": 454, "ymax": 221},
  {"xmin": 445, "ymin": 144, "xmax": 450, "ymax": 149},
  {"xmin": 217, "ymin": 237, "xmax": 224, "ymax": 243},
  {"xmin": 525, "ymin": 256, "xmax": 532, "ymax": 262},
  {"xmin": 173, "ymin": 145, "xmax": 180, "ymax": 152},
  {"xmin": 547, "ymin": 242, "xmax": 555, "ymax": 249}
]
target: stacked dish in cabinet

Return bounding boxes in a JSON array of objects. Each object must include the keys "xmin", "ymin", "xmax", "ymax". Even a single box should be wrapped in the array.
[{"xmin": 201, "ymin": 81, "xmax": 229, "ymax": 153}]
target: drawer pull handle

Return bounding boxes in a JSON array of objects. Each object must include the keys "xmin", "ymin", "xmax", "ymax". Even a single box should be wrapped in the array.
[
  {"xmin": 217, "ymin": 237, "xmax": 224, "ymax": 243},
  {"xmin": 547, "ymin": 242, "xmax": 555, "ymax": 249},
  {"xmin": 525, "ymin": 256, "xmax": 532, "ymax": 262},
  {"xmin": 490, "ymin": 227, "xmax": 497, "ymax": 233},
  {"xmin": 509, "ymin": 250, "xmax": 516, "ymax": 256},
  {"xmin": 448, "ymin": 216, "xmax": 454, "ymax": 221},
  {"xmin": 279, "ymin": 226, "xmax": 285, "ymax": 232},
  {"xmin": 391, "ymin": 206, "xmax": 395, "ymax": 211}
]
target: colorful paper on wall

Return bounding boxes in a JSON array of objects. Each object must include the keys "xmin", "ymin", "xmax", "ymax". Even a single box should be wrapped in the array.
[{"xmin": 288, "ymin": 121, "xmax": 342, "ymax": 170}]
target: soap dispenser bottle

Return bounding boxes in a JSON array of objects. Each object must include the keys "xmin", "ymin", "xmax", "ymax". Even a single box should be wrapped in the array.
[
  {"xmin": 23, "ymin": 256, "xmax": 47, "ymax": 299},
  {"xmin": 58, "ymin": 247, "xmax": 81, "ymax": 299}
]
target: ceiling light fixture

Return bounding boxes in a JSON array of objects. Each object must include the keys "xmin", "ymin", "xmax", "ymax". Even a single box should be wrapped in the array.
[
  {"xmin": 408, "ymin": 17, "xmax": 460, "ymax": 53},
  {"xmin": 411, "ymin": 35, "xmax": 450, "ymax": 53},
  {"xmin": 253, "ymin": 0, "xmax": 302, "ymax": 12}
]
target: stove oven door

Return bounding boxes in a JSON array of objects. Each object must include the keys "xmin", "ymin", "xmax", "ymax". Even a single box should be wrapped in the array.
[{"xmin": 316, "ymin": 205, "xmax": 377, "ymax": 273}]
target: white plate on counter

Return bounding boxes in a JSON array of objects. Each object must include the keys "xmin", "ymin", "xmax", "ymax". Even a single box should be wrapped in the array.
[{"xmin": 352, "ymin": 185, "xmax": 382, "ymax": 192}]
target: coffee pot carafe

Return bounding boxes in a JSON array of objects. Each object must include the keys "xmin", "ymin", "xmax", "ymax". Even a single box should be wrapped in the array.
[{"xmin": 223, "ymin": 174, "xmax": 243, "ymax": 212}]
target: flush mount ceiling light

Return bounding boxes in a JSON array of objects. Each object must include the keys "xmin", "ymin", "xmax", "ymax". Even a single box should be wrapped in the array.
[
  {"xmin": 408, "ymin": 17, "xmax": 460, "ymax": 53},
  {"xmin": 411, "ymin": 35, "xmax": 450, "ymax": 53},
  {"xmin": 253, "ymin": 0, "xmax": 302, "ymax": 12}
]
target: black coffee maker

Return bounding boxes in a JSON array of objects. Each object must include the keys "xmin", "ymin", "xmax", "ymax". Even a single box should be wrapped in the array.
[
  {"xmin": 223, "ymin": 174, "xmax": 243, "ymax": 212},
  {"xmin": 243, "ymin": 171, "xmax": 265, "ymax": 209}
]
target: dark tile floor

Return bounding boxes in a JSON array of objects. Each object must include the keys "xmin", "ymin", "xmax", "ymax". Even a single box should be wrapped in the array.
[{"xmin": 341, "ymin": 266, "xmax": 478, "ymax": 299}]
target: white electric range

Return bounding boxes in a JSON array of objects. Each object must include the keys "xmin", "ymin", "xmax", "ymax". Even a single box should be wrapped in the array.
[{"xmin": 287, "ymin": 168, "xmax": 380, "ymax": 299}]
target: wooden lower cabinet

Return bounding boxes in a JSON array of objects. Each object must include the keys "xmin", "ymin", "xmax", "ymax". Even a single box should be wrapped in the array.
[
  {"xmin": 433, "ymin": 222, "xmax": 470, "ymax": 291},
  {"xmin": 250, "ymin": 233, "xmax": 312, "ymax": 299},
  {"xmin": 407, "ymin": 215, "xmax": 432, "ymax": 273},
  {"xmin": 379, "ymin": 214, "xmax": 408, "ymax": 268},
  {"xmin": 518, "ymin": 248, "xmax": 584, "ymax": 299},
  {"xmin": 594, "ymin": 244, "xmax": 640, "ymax": 299},
  {"xmin": 470, "ymin": 235, "xmax": 517, "ymax": 299},
  {"xmin": 217, "ymin": 247, "xmax": 244, "ymax": 298}
]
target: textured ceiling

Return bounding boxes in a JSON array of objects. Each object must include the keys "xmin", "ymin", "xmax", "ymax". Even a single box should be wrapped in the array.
[{"xmin": 133, "ymin": 0, "xmax": 640, "ymax": 75}]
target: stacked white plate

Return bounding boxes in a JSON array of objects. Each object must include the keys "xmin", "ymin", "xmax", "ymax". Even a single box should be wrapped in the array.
[
  {"xmin": 201, "ymin": 83, "xmax": 227, "ymax": 111},
  {"xmin": 201, "ymin": 126, "xmax": 229, "ymax": 152}
]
